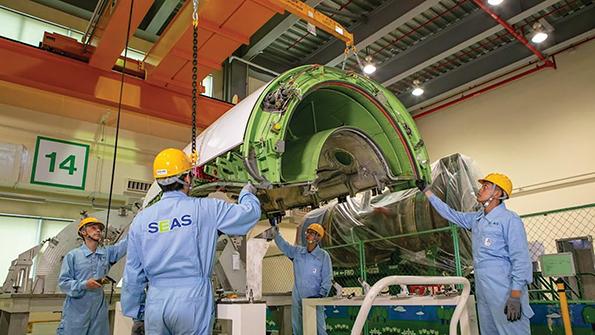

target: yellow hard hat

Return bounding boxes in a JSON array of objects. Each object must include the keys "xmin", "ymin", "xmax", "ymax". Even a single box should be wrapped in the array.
[
  {"xmin": 478, "ymin": 173, "xmax": 513, "ymax": 198},
  {"xmin": 153, "ymin": 148, "xmax": 192, "ymax": 179},
  {"xmin": 77, "ymin": 217, "xmax": 104, "ymax": 231},
  {"xmin": 306, "ymin": 223, "xmax": 325, "ymax": 238}
]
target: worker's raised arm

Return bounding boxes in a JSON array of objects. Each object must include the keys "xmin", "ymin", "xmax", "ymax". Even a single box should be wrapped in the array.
[
  {"xmin": 121, "ymin": 223, "xmax": 148, "ymax": 319},
  {"xmin": 274, "ymin": 229, "xmax": 299, "ymax": 260},
  {"xmin": 212, "ymin": 184, "xmax": 262, "ymax": 235},
  {"xmin": 426, "ymin": 192, "xmax": 476, "ymax": 230},
  {"xmin": 416, "ymin": 179, "xmax": 477, "ymax": 230},
  {"xmin": 505, "ymin": 215, "xmax": 533, "ymax": 291},
  {"xmin": 107, "ymin": 235, "xmax": 128, "ymax": 264}
]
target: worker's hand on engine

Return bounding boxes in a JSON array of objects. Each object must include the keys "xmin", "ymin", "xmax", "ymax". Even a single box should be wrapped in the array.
[
  {"xmin": 242, "ymin": 182, "xmax": 257, "ymax": 195},
  {"xmin": 415, "ymin": 179, "xmax": 430, "ymax": 193},
  {"xmin": 86, "ymin": 278, "xmax": 102, "ymax": 289},
  {"xmin": 504, "ymin": 296, "xmax": 522, "ymax": 322},
  {"xmin": 264, "ymin": 225, "xmax": 279, "ymax": 241}
]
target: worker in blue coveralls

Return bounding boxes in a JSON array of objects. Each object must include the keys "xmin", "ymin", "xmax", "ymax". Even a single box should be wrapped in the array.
[
  {"xmin": 56, "ymin": 216, "xmax": 128, "ymax": 335},
  {"xmin": 121, "ymin": 148, "xmax": 261, "ymax": 335},
  {"xmin": 417, "ymin": 173, "xmax": 533, "ymax": 335},
  {"xmin": 274, "ymin": 222, "xmax": 333, "ymax": 335}
]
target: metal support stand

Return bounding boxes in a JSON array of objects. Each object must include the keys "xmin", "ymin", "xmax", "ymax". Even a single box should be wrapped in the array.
[
  {"xmin": 281, "ymin": 304, "xmax": 292, "ymax": 335},
  {"xmin": 0, "ymin": 310, "xmax": 29, "ymax": 335},
  {"xmin": 217, "ymin": 303, "xmax": 267, "ymax": 335}
]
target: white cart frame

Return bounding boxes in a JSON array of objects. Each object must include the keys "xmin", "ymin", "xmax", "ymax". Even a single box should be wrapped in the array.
[{"xmin": 350, "ymin": 275, "xmax": 472, "ymax": 335}]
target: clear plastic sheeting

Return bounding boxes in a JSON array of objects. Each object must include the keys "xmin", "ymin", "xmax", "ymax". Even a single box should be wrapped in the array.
[
  {"xmin": 297, "ymin": 153, "xmax": 482, "ymax": 278},
  {"xmin": 0, "ymin": 142, "xmax": 27, "ymax": 185}
]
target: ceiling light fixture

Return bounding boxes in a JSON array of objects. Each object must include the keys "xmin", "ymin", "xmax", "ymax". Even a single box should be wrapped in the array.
[
  {"xmin": 487, "ymin": 0, "xmax": 504, "ymax": 6},
  {"xmin": 411, "ymin": 80, "xmax": 424, "ymax": 96},
  {"xmin": 363, "ymin": 55, "xmax": 376, "ymax": 75},
  {"xmin": 531, "ymin": 22, "xmax": 548, "ymax": 43}
]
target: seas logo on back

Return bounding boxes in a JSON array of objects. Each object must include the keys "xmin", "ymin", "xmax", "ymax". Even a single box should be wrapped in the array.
[{"xmin": 148, "ymin": 214, "xmax": 192, "ymax": 233}]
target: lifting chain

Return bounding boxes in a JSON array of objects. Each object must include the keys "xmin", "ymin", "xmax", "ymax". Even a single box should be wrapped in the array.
[
  {"xmin": 341, "ymin": 46, "xmax": 365, "ymax": 74},
  {"xmin": 341, "ymin": 47, "xmax": 349, "ymax": 71},
  {"xmin": 191, "ymin": 0, "xmax": 199, "ymax": 165}
]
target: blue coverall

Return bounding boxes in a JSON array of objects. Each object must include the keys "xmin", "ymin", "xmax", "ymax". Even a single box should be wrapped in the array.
[
  {"xmin": 56, "ymin": 238, "xmax": 128, "ymax": 335},
  {"xmin": 275, "ymin": 231, "xmax": 333, "ymax": 335},
  {"xmin": 121, "ymin": 189, "xmax": 261, "ymax": 335},
  {"xmin": 428, "ymin": 194, "xmax": 533, "ymax": 335}
]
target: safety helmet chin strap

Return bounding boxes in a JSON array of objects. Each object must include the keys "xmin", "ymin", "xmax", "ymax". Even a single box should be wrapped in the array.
[
  {"xmin": 157, "ymin": 172, "xmax": 193, "ymax": 188},
  {"xmin": 87, "ymin": 235, "xmax": 101, "ymax": 243},
  {"xmin": 306, "ymin": 232, "xmax": 321, "ymax": 246},
  {"xmin": 80, "ymin": 226, "xmax": 102, "ymax": 243},
  {"xmin": 480, "ymin": 184, "xmax": 508, "ymax": 209}
]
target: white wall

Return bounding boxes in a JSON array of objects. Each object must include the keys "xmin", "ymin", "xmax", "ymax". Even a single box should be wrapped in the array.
[
  {"xmin": 247, "ymin": 76, "xmax": 268, "ymax": 96},
  {"xmin": 0, "ymin": 83, "xmax": 187, "ymax": 219},
  {"xmin": 416, "ymin": 40, "xmax": 595, "ymax": 216},
  {"xmin": 0, "ymin": 81, "xmax": 190, "ymax": 285}
]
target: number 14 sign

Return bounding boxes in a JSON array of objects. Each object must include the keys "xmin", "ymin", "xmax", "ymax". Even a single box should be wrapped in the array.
[{"xmin": 30, "ymin": 136, "xmax": 90, "ymax": 190}]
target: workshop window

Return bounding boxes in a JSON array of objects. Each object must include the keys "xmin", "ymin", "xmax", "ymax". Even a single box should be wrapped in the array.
[
  {"xmin": 202, "ymin": 75, "xmax": 214, "ymax": 98},
  {"xmin": 0, "ymin": 6, "xmax": 139, "ymax": 61},
  {"xmin": 0, "ymin": 215, "xmax": 38, "ymax": 282},
  {"xmin": 0, "ymin": 214, "xmax": 72, "ymax": 282}
]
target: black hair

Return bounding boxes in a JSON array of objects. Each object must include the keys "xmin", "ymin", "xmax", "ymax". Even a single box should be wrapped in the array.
[
  {"xmin": 158, "ymin": 173, "xmax": 190, "ymax": 192},
  {"xmin": 495, "ymin": 185, "xmax": 507, "ymax": 200}
]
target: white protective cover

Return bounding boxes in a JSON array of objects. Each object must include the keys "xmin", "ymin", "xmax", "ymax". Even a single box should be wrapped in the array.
[
  {"xmin": 187, "ymin": 83, "xmax": 270, "ymax": 166},
  {"xmin": 144, "ymin": 83, "xmax": 271, "ymax": 208}
]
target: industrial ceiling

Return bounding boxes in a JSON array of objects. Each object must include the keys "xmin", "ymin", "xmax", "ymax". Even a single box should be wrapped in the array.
[{"xmin": 241, "ymin": 0, "xmax": 594, "ymax": 113}]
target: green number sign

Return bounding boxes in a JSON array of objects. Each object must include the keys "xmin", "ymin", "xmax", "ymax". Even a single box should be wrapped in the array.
[
  {"xmin": 44, "ymin": 152, "xmax": 78, "ymax": 175},
  {"xmin": 30, "ymin": 136, "xmax": 89, "ymax": 190}
]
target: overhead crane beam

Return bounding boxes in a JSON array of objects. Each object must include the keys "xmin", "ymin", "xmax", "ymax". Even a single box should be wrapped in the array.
[
  {"xmin": 143, "ymin": 1, "xmax": 282, "ymax": 92},
  {"xmin": 87, "ymin": 0, "xmax": 154, "ymax": 70},
  {"xmin": 273, "ymin": 0, "xmax": 354, "ymax": 48},
  {"xmin": 143, "ymin": 1, "xmax": 216, "ymax": 85},
  {"xmin": 0, "ymin": 38, "xmax": 232, "ymax": 128}
]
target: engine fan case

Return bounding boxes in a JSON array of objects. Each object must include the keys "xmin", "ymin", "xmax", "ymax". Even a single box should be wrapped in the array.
[{"xmin": 145, "ymin": 65, "xmax": 430, "ymax": 213}]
